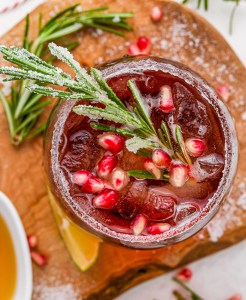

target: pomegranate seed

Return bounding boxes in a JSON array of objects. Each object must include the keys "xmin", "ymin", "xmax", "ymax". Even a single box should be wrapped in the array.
[
  {"xmin": 93, "ymin": 189, "xmax": 119, "ymax": 209},
  {"xmin": 176, "ymin": 267, "xmax": 193, "ymax": 282},
  {"xmin": 228, "ymin": 295, "xmax": 242, "ymax": 300},
  {"xmin": 137, "ymin": 36, "xmax": 150, "ymax": 52},
  {"xmin": 217, "ymin": 83, "xmax": 230, "ymax": 101},
  {"xmin": 82, "ymin": 176, "xmax": 104, "ymax": 193},
  {"xmin": 98, "ymin": 133, "xmax": 124, "ymax": 154},
  {"xmin": 131, "ymin": 214, "xmax": 147, "ymax": 235},
  {"xmin": 144, "ymin": 159, "xmax": 162, "ymax": 179},
  {"xmin": 152, "ymin": 149, "xmax": 172, "ymax": 168},
  {"xmin": 148, "ymin": 222, "xmax": 171, "ymax": 235},
  {"xmin": 72, "ymin": 170, "xmax": 91, "ymax": 186},
  {"xmin": 97, "ymin": 154, "xmax": 118, "ymax": 178},
  {"xmin": 159, "ymin": 85, "xmax": 174, "ymax": 113},
  {"xmin": 169, "ymin": 162, "xmax": 189, "ymax": 187},
  {"xmin": 185, "ymin": 138, "xmax": 206, "ymax": 157},
  {"xmin": 27, "ymin": 234, "xmax": 38, "ymax": 249},
  {"xmin": 151, "ymin": 6, "xmax": 163, "ymax": 22},
  {"xmin": 111, "ymin": 168, "xmax": 129, "ymax": 191},
  {"xmin": 128, "ymin": 37, "xmax": 151, "ymax": 56},
  {"xmin": 104, "ymin": 181, "xmax": 116, "ymax": 190},
  {"xmin": 31, "ymin": 250, "xmax": 48, "ymax": 267}
]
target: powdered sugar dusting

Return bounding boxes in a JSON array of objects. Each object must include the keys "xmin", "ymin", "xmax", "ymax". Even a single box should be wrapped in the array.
[{"xmin": 33, "ymin": 283, "xmax": 79, "ymax": 300}]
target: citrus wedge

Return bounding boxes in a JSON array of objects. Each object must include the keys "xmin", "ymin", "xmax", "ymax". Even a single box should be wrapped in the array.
[{"xmin": 48, "ymin": 189, "xmax": 102, "ymax": 271}]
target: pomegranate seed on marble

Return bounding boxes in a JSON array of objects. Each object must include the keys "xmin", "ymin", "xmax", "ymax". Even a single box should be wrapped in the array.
[
  {"xmin": 131, "ymin": 214, "xmax": 147, "ymax": 236},
  {"xmin": 31, "ymin": 251, "xmax": 48, "ymax": 267},
  {"xmin": 152, "ymin": 149, "xmax": 172, "ymax": 168},
  {"xmin": 93, "ymin": 189, "xmax": 119, "ymax": 209},
  {"xmin": 169, "ymin": 162, "xmax": 189, "ymax": 187},
  {"xmin": 82, "ymin": 176, "xmax": 104, "ymax": 194},
  {"xmin": 185, "ymin": 138, "xmax": 206, "ymax": 157},
  {"xmin": 151, "ymin": 6, "xmax": 163, "ymax": 22},
  {"xmin": 111, "ymin": 168, "xmax": 129, "ymax": 191},
  {"xmin": 148, "ymin": 222, "xmax": 171, "ymax": 235},
  {"xmin": 228, "ymin": 295, "xmax": 242, "ymax": 300},
  {"xmin": 159, "ymin": 85, "xmax": 174, "ymax": 113},
  {"xmin": 217, "ymin": 83, "xmax": 230, "ymax": 101},
  {"xmin": 144, "ymin": 159, "xmax": 161, "ymax": 179},
  {"xmin": 176, "ymin": 267, "xmax": 193, "ymax": 282},
  {"xmin": 27, "ymin": 234, "xmax": 38, "ymax": 249},
  {"xmin": 97, "ymin": 154, "xmax": 118, "ymax": 178},
  {"xmin": 98, "ymin": 133, "xmax": 124, "ymax": 154},
  {"xmin": 72, "ymin": 170, "xmax": 91, "ymax": 186}
]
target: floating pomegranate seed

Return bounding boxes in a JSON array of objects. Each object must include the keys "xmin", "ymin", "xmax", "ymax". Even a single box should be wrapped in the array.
[
  {"xmin": 150, "ymin": 6, "xmax": 163, "ymax": 22},
  {"xmin": 148, "ymin": 222, "xmax": 171, "ymax": 235},
  {"xmin": 217, "ymin": 83, "xmax": 230, "ymax": 101},
  {"xmin": 169, "ymin": 162, "xmax": 189, "ymax": 187},
  {"xmin": 97, "ymin": 154, "xmax": 118, "ymax": 178},
  {"xmin": 27, "ymin": 234, "xmax": 38, "ymax": 249},
  {"xmin": 131, "ymin": 214, "xmax": 147, "ymax": 235},
  {"xmin": 152, "ymin": 149, "xmax": 172, "ymax": 168},
  {"xmin": 72, "ymin": 170, "xmax": 91, "ymax": 186},
  {"xmin": 185, "ymin": 138, "xmax": 206, "ymax": 157},
  {"xmin": 159, "ymin": 85, "xmax": 174, "ymax": 113},
  {"xmin": 111, "ymin": 168, "xmax": 129, "ymax": 191},
  {"xmin": 93, "ymin": 189, "xmax": 119, "ymax": 209},
  {"xmin": 82, "ymin": 176, "xmax": 104, "ymax": 193},
  {"xmin": 144, "ymin": 159, "xmax": 161, "ymax": 179},
  {"xmin": 228, "ymin": 295, "xmax": 242, "ymax": 300},
  {"xmin": 128, "ymin": 37, "xmax": 151, "ymax": 56},
  {"xmin": 176, "ymin": 267, "xmax": 193, "ymax": 282},
  {"xmin": 31, "ymin": 251, "xmax": 48, "ymax": 267},
  {"xmin": 98, "ymin": 133, "xmax": 124, "ymax": 154}
]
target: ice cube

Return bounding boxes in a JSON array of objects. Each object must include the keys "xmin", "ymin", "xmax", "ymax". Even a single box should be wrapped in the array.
[
  {"xmin": 175, "ymin": 202, "xmax": 199, "ymax": 224},
  {"xmin": 190, "ymin": 153, "xmax": 224, "ymax": 182},
  {"xmin": 142, "ymin": 187, "xmax": 177, "ymax": 221},
  {"xmin": 173, "ymin": 82, "xmax": 211, "ymax": 137}
]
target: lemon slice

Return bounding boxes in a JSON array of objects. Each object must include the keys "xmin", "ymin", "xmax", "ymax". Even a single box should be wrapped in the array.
[{"xmin": 48, "ymin": 189, "xmax": 102, "ymax": 271}]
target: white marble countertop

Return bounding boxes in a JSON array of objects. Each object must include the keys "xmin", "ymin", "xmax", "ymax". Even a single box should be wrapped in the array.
[{"xmin": 0, "ymin": 0, "xmax": 246, "ymax": 299}]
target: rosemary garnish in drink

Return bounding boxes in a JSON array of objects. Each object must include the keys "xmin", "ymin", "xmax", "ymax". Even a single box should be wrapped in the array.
[
  {"xmin": 0, "ymin": 43, "xmax": 191, "ymax": 181},
  {"xmin": 0, "ymin": 4, "xmax": 133, "ymax": 145}
]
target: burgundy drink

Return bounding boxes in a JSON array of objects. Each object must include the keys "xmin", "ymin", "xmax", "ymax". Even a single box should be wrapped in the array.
[{"xmin": 44, "ymin": 56, "xmax": 238, "ymax": 249}]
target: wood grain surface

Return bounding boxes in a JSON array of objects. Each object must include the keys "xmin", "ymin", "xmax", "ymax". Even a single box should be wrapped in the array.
[{"xmin": 0, "ymin": 1, "xmax": 246, "ymax": 299}]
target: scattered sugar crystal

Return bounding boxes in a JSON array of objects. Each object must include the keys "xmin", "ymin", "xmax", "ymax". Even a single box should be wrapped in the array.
[
  {"xmin": 34, "ymin": 284, "xmax": 79, "ymax": 300},
  {"xmin": 241, "ymin": 112, "xmax": 246, "ymax": 121},
  {"xmin": 113, "ymin": 16, "xmax": 120, "ymax": 23}
]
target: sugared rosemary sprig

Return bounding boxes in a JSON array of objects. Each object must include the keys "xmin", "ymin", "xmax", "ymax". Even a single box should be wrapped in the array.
[
  {"xmin": 173, "ymin": 277, "xmax": 204, "ymax": 300},
  {"xmin": 0, "ymin": 4, "xmax": 133, "ymax": 145},
  {"xmin": 0, "ymin": 43, "xmax": 191, "ymax": 181}
]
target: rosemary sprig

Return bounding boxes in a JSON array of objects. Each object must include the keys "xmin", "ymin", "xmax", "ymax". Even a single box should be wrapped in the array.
[
  {"xmin": 0, "ymin": 4, "xmax": 133, "ymax": 145},
  {"xmin": 0, "ymin": 43, "xmax": 191, "ymax": 181},
  {"xmin": 173, "ymin": 277, "xmax": 204, "ymax": 300},
  {"xmin": 128, "ymin": 170, "xmax": 170, "ymax": 180}
]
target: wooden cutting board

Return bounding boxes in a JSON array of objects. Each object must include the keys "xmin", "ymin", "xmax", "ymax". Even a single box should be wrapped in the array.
[{"xmin": 0, "ymin": 0, "xmax": 246, "ymax": 299}]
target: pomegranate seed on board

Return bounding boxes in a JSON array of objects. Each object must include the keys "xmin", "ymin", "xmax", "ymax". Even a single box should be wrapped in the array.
[
  {"xmin": 27, "ymin": 234, "xmax": 38, "ymax": 249},
  {"xmin": 144, "ymin": 159, "xmax": 161, "ymax": 179},
  {"xmin": 82, "ymin": 176, "xmax": 104, "ymax": 193},
  {"xmin": 131, "ymin": 214, "xmax": 147, "ymax": 235},
  {"xmin": 128, "ymin": 37, "xmax": 151, "ymax": 56},
  {"xmin": 111, "ymin": 168, "xmax": 129, "ymax": 191},
  {"xmin": 31, "ymin": 251, "xmax": 48, "ymax": 267},
  {"xmin": 97, "ymin": 155, "xmax": 118, "ymax": 178},
  {"xmin": 148, "ymin": 222, "xmax": 171, "ymax": 235},
  {"xmin": 150, "ymin": 6, "xmax": 163, "ymax": 22},
  {"xmin": 176, "ymin": 267, "xmax": 193, "ymax": 282},
  {"xmin": 98, "ymin": 133, "xmax": 124, "ymax": 154},
  {"xmin": 93, "ymin": 189, "xmax": 119, "ymax": 209},
  {"xmin": 72, "ymin": 170, "xmax": 91, "ymax": 186},
  {"xmin": 159, "ymin": 85, "xmax": 174, "ymax": 113},
  {"xmin": 152, "ymin": 149, "xmax": 172, "ymax": 168},
  {"xmin": 169, "ymin": 162, "xmax": 189, "ymax": 187},
  {"xmin": 185, "ymin": 138, "xmax": 206, "ymax": 157},
  {"xmin": 217, "ymin": 83, "xmax": 230, "ymax": 101}
]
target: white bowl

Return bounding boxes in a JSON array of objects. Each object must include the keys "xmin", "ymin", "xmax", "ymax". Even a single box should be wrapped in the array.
[{"xmin": 0, "ymin": 191, "xmax": 32, "ymax": 300}]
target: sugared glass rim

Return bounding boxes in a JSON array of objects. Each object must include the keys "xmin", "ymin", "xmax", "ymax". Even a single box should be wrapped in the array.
[{"xmin": 50, "ymin": 56, "xmax": 238, "ymax": 248}]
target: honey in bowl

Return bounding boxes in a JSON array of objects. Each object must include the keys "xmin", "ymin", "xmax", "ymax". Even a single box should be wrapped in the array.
[{"xmin": 0, "ymin": 215, "xmax": 17, "ymax": 300}]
